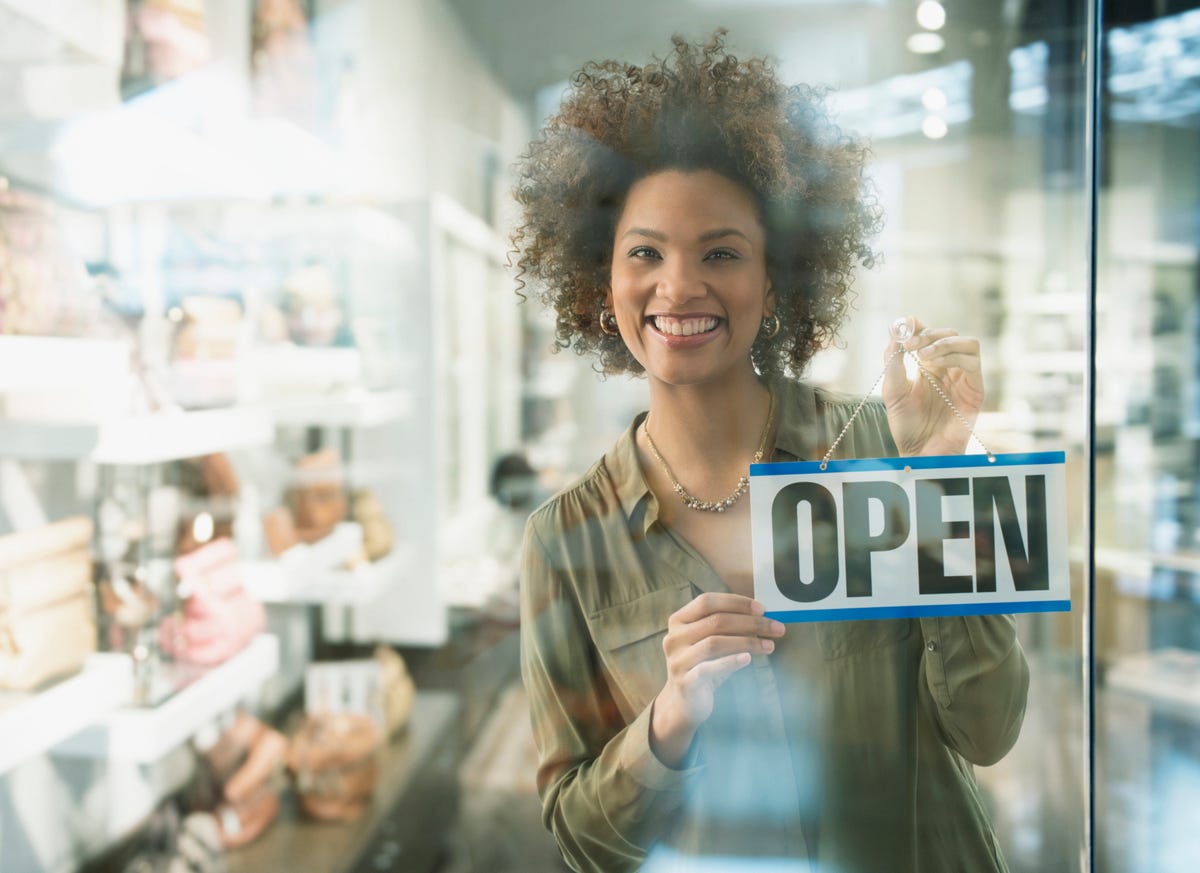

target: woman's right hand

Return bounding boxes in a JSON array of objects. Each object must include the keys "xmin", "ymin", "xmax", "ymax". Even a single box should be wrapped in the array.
[{"xmin": 649, "ymin": 593, "xmax": 785, "ymax": 767}]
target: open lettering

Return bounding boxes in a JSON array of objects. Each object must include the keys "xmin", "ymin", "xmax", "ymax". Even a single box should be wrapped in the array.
[{"xmin": 770, "ymin": 475, "xmax": 1050, "ymax": 603}]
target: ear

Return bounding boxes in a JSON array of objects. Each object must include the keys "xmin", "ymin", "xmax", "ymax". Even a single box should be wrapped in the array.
[
  {"xmin": 603, "ymin": 285, "xmax": 614, "ymax": 309},
  {"xmin": 764, "ymin": 283, "xmax": 775, "ymax": 318}
]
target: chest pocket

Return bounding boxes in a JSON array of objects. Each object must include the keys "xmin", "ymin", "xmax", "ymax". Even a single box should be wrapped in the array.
[
  {"xmin": 815, "ymin": 618, "xmax": 913, "ymax": 660},
  {"xmin": 587, "ymin": 583, "xmax": 695, "ymax": 716}
]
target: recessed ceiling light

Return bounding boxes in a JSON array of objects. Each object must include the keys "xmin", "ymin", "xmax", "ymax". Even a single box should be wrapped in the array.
[
  {"xmin": 917, "ymin": 1, "xmax": 947, "ymax": 31},
  {"xmin": 922, "ymin": 115, "xmax": 949, "ymax": 139},
  {"xmin": 922, "ymin": 86, "xmax": 947, "ymax": 110},
  {"xmin": 907, "ymin": 32, "xmax": 946, "ymax": 54}
]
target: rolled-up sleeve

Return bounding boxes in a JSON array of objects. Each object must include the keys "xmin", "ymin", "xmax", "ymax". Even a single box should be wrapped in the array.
[
  {"xmin": 520, "ymin": 519, "xmax": 699, "ymax": 873},
  {"xmin": 916, "ymin": 614, "xmax": 1030, "ymax": 766}
]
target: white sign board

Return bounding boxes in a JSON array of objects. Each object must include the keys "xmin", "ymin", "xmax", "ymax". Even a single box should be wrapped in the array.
[{"xmin": 750, "ymin": 452, "xmax": 1071, "ymax": 622}]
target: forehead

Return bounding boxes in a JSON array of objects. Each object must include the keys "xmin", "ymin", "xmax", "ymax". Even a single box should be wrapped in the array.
[{"xmin": 617, "ymin": 169, "xmax": 763, "ymax": 235}]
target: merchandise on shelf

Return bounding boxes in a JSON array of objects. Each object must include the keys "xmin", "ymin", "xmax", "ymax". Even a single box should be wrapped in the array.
[
  {"xmin": 288, "ymin": 710, "xmax": 380, "ymax": 822},
  {"xmin": 192, "ymin": 710, "xmax": 288, "ymax": 849},
  {"xmin": 169, "ymin": 295, "xmax": 244, "ymax": 409},
  {"xmin": 121, "ymin": 0, "xmax": 212, "ymax": 99},
  {"xmin": 158, "ymin": 538, "xmax": 265, "ymax": 666},
  {"xmin": 351, "ymin": 489, "xmax": 394, "ymax": 562},
  {"xmin": 0, "ymin": 516, "xmax": 97, "ymax": 690},
  {"xmin": 0, "ymin": 184, "xmax": 99, "ymax": 337}
]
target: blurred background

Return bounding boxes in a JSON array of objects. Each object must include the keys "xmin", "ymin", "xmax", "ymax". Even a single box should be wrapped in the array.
[{"xmin": 0, "ymin": 1, "xmax": 1197, "ymax": 871}]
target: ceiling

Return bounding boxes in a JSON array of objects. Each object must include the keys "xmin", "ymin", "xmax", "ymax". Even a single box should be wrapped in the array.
[{"xmin": 441, "ymin": 0, "xmax": 1019, "ymax": 104}]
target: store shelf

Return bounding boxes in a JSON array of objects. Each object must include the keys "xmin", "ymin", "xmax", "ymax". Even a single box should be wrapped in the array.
[
  {"xmin": 54, "ymin": 634, "xmax": 279, "ymax": 761},
  {"xmin": 0, "ymin": 335, "xmax": 128, "ymax": 394},
  {"xmin": 243, "ymin": 548, "xmax": 411, "ymax": 605},
  {"xmin": 1106, "ymin": 648, "xmax": 1200, "ymax": 722},
  {"xmin": 269, "ymin": 389, "xmax": 413, "ymax": 429},
  {"xmin": 0, "ymin": 653, "xmax": 133, "ymax": 775},
  {"xmin": 0, "ymin": 407, "xmax": 274, "ymax": 463}
]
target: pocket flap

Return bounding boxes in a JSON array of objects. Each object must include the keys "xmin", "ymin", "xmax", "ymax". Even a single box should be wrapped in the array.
[{"xmin": 588, "ymin": 584, "xmax": 693, "ymax": 651}]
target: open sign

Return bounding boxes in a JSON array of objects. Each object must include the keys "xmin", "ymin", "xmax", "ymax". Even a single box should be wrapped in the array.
[{"xmin": 749, "ymin": 453, "xmax": 1071, "ymax": 622}]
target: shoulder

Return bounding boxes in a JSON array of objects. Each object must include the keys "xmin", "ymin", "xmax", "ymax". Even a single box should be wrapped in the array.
[
  {"xmin": 777, "ymin": 379, "xmax": 896, "ymax": 459},
  {"xmin": 526, "ymin": 458, "xmax": 614, "ymax": 541}
]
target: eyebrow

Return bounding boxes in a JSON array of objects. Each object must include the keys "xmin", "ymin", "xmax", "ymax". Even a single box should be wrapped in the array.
[{"xmin": 620, "ymin": 227, "xmax": 754, "ymax": 244}]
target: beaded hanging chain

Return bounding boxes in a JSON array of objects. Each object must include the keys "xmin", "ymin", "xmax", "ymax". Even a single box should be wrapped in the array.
[
  {"xmin": 643, "ymin": 391, "xmax": 775, "ymax": 513},
  {"xmin": 819, "ymin": 335, "xmax": 994, "ymax": 471}
]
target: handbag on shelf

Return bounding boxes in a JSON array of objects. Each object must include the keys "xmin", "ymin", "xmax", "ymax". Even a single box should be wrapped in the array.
[
  {"xmin": 158, "ymin": 539, "xmax": 264, "ymax": 666},
  {"xmin": 288, "ymin": 711, "xmax": 380, "ymax": 822},
  {"xmin": 0, "ymin": 517, "xmax": 97, "ymax": 691}
]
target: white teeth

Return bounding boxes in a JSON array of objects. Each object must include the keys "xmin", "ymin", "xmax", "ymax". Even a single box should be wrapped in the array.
[{"xmin": 652, "ymin": 316, "xmax": 719, "ymax": 337}]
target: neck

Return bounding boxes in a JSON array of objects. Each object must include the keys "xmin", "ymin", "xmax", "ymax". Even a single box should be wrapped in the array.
[{"xmin": 644, "ymin": 368, "xmax": 773, "ymax": 473}]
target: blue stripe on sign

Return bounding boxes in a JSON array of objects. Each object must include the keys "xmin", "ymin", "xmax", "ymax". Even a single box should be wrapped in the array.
[
  {"xmin": 750, "ymin": 451, "xmax": 1066, "ymax": 477},
  {"xmin": 765, "ymin": 600, "xmax": 1072, "ymax": 623}
]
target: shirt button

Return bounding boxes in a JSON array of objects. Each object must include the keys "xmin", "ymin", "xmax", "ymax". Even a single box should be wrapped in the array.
[{"xmin": 926, "ymin": 640, "xmax": 938, "ymax": 653}]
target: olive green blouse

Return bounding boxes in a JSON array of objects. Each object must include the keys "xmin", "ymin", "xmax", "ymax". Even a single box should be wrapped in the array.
[{"xmin": 519, "ymin": 379, "xmax": 1030, "ymax": 873}]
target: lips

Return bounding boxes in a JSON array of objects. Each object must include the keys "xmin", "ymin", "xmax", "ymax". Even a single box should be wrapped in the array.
[{"xmin": 647, "ymin": 315, "xmax": 721, "ymax": 337}]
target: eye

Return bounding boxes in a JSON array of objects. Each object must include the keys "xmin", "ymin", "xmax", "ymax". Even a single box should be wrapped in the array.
[
  {"xmin": 705, "ymin": 248, "xmax": 740, "ymax": 261},
  {"xmin": 628, "ymin": 245, "xmax": 661, "ymax": 259}
]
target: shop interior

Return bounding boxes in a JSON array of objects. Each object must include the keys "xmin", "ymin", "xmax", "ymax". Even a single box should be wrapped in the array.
[{"xmin": 0, "ymin": 1, "xmax": 1197, "ymax": 871}]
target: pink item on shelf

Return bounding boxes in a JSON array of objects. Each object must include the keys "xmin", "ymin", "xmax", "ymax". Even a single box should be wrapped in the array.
[{"xmin": 159, "ymin": 538, "xmax": 264, "ymax": 666}]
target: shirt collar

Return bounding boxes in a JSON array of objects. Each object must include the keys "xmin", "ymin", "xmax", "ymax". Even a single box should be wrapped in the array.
[
  {"xmin": 606, "ymin": 410, "xmax": 656, "ymax": 528},
  {"xmin": 768, "ymin": 377, "xmax": 820, "ymax": 462}
]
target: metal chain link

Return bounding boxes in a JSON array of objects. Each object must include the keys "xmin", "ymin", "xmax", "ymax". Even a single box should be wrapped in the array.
[{"xmin": 819, "ymin": 345, "xmax": 994, "ymax": 470}]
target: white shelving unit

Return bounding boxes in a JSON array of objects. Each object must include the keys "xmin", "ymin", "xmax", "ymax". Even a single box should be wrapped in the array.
[
  {"xmin": 54, "ymin": 634, "xmax": 279, "ymax": 762},
  {"xmin": 268, "ymin": 389, "xmax": 413, "ymax": 430},
  {"xmin": 1106, "ymin": 648, "xmax": 1200, "ymax": 723},
  {"xmin": 242, "ymin": 547, "xmax": 411, "ymax": 605},
  {"xmin": 0, "ymin": 407, "xmax": 275, "ymax": 464},
  {"xmin": 0, "ymin": 653, "xmax": 133, "ymax": 775},
  {"xmin": 0, "ymin": 336, "xmax": 129, "ymax": 394}
]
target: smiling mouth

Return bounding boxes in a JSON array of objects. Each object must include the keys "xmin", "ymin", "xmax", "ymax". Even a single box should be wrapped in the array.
[{"xmin": 648, "ymin": 315, "xmax": 722, "ymax": 337}]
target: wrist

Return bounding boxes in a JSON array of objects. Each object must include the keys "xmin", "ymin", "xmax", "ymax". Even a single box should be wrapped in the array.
[{"xmin": 649, "ymin": 689, "xmax": 698, "ymax": 769}]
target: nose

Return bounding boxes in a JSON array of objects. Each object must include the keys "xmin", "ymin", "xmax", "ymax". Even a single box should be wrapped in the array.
[{"xmin": 656, "ymin": 258, "xmax": 707, "ymax": 305}]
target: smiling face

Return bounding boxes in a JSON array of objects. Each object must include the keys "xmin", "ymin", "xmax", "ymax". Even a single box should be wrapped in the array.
[{"xmin": 608, "ymin": 169, "xmax": 773, "ymax": 391}]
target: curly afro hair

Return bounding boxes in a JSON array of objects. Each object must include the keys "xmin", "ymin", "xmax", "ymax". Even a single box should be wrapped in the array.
[{"xmin": 511, "ymin": 31, "xmax": 883, "ymax": 378}]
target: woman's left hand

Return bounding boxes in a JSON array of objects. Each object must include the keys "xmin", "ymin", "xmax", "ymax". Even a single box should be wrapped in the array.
[{"xmin": 881, "ymin": 316, "xmax": 984, "ymax": 457}]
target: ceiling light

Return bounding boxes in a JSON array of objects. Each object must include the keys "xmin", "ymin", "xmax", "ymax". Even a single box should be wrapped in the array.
[
  {"xmin": 907, "ymin": 32, "xmax": 945, "ymax": 54},
  {"xmin": 921, "ymin": 86, "xmax": 947, "ymax": 110},
  {"xmin": 917, "ymin": 1, "xmax": 946, "ymax": 31},
  {"xmin": 922, "ymin": 115, "xmax": 948, "ymax": 139}
]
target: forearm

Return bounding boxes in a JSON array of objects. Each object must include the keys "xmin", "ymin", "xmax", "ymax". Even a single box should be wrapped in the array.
[
  {"xmin": 917, "ymin": 614, "xmax": 1030, "ymax": 765},
  {"xmin": 537, "ymin": 703, "xmax": 696, "ymax": 872}
]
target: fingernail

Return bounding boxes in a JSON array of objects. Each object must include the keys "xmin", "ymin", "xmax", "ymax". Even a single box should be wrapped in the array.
[
  {"xmin": 769, "ymin": 620, "xmax": 785, "ymax": 635},
  {"xmin": 760, "ymin": 639, "xmax": 775, "ymax": 653}
]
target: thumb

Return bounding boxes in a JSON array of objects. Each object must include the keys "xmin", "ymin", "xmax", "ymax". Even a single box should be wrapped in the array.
[{"xmin": 882, "ymin": 316, "xmax": 913, "ymax": 403}]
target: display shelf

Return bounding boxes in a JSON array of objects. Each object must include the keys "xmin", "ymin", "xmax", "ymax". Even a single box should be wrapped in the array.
[
  {"xmin": 0, "ymin": 407, "xmax": 274, "ymax": 463},
  {"xmin": 0, "ymin": 335, "xmax": 128, "ymax": 394},
  {"xmin": 0, "ymin": 653, "xmax": 133, "ymax": 775},
  {"xmin": 268, "ymin": 389, "xmax": 413, "ymax": 429},
  {"xmin": 53, "ymin": 634, "xmax": 279, "ymax": 761},
  {"xmin": 242, "ymin": 548, "xmax": 411, "ymax": 605},
  {"xmin": 1105, "ymin": 648, "xmax": 1200, "ymax": 722}
]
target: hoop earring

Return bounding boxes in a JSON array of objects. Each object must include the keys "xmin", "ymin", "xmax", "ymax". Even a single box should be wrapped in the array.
[
  {"xmin": 761, "ymin": 314, "xmax": 781, "ymax": 340},
  {"xmin": 599, "ymin": 307, "xmax": 620, "ymax": 337}
]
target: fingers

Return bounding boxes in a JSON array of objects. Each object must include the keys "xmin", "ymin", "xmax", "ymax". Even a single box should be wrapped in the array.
[
  {"xmin": 666, "ymin": 594, "xmax": 785, "ymax": 650},
  {"xmin": 664, "ymin": 592, "xmax": 785, "ymax": 676},
  {"xmin": 692, "ymin": 652, "xmax": 753, "ymax": 689},
  {"xmin": 670, "ymin": 591, "xmax": 763, "ymax": 624}
]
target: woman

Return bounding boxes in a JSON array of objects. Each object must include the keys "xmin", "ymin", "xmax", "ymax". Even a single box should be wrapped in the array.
[{"xmin": 512, "ymin": 33, "xmax": 1029, "ymax": 873}]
